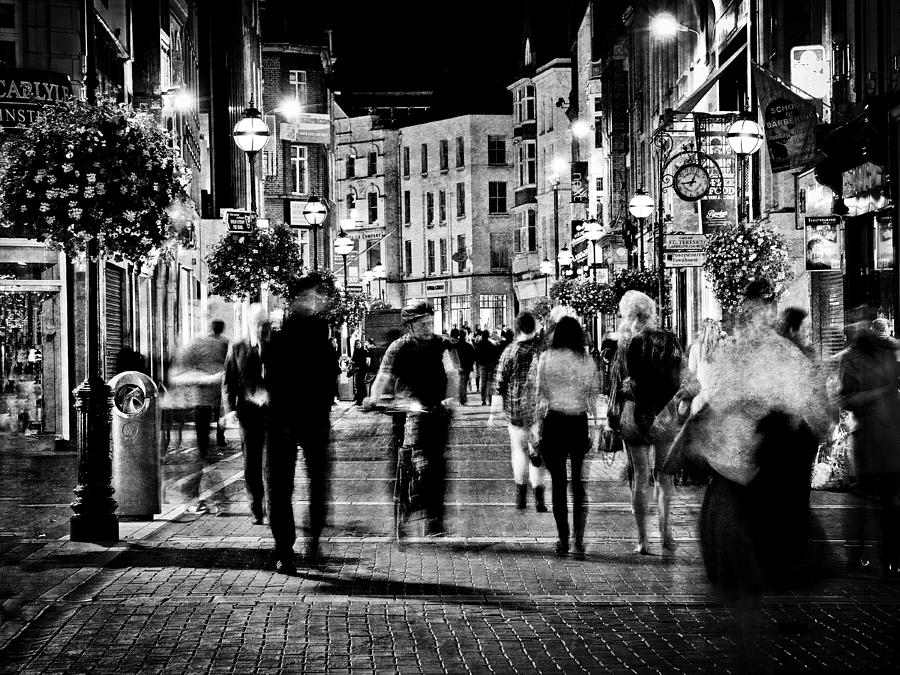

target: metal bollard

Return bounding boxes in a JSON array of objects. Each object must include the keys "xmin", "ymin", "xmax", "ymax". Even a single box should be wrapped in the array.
[{"xmin": 109, "ymin": 371, "xmax": 161, "ymax": 519}]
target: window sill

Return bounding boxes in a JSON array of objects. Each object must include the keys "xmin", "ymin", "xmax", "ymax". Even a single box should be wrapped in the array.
[
  {"xmin": 488, "ymin": 212, "xmax": 508, "ymax": 217},
  {"xmin": 439, "ymin": 168, "xmax": 449, "ymax": 174},
  {"xmin": 455, "ymin": 165, "xmax": 465, "ymax": 170}
]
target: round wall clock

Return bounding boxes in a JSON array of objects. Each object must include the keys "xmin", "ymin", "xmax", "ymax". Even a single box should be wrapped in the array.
[{"xmin": 672, "ymin": 163, "xmax": 711, "ymax": 201}]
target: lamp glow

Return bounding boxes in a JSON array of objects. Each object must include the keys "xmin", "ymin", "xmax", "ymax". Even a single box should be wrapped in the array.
[
  {"xmin": 539, "ymin": 258, "xmax": 554, "ymax": 275},
  {"xmin": 726, "ymin": 117, "xmax": 764, "ymax": 155},
  {"xmin": 628, "ymin": 191, "xmax": 654, "ymax": 219},
  {"xmin": 650, "ymin": 13, "xmax": 680, "ymax": 37},
  {"xmin": 232, "ymin": 104, "xmax": 270, "ymax": 153},
  {"xmin": 303, "ymin": 196, "xmax": 328, "ymax": 226},
  {"xmin": 558, "ymin": 247, "xmax": 574, "ymax": 266},
  {"xmin": 571, "ymin": 119, "xmax": 591, "ymax": 138},
  {"xmin": 583, "ymin": 218, "xmax": 603, "ymax": 242},
  {"xmin": 334, "ymin": 232, "xmax": 354, "ymax": 256}
]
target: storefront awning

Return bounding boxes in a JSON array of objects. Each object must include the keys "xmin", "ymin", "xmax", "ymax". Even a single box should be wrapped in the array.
[{"xmin": 673, "ymin": 43, "xmax": 747, "ymax": 114}]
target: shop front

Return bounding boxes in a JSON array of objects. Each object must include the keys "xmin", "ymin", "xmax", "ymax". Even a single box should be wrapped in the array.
[{"xmin": 0, "ymin": 245, "xmax": 70, "ymax": 439}]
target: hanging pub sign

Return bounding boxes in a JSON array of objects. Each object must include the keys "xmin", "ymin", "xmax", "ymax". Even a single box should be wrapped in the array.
[
  {"xmin": 570, "ymin": 162, "xmax": 589, "ymax": 203},
  {"xmin": 0, "ymin": 68, "xmax": 72, "ymax": 128},
  {"xmin": 694, "ymin": 113, "xmax": 738, "ymax": 234},
  {"xmin": 804, "ymin": 216, "xmax": 841, "ymax": 271},
  {"xmin": 877, "ymin": 215, "xmax": 894, "ymax": 269},
  {"xmin": 753, "ymin": 63, "xmax": 820, "ymax": 174}
]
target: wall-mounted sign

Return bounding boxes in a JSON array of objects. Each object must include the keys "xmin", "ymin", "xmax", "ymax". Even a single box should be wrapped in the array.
[
  {"xmin": 223, "ymin": 209, "xmax": 256, "ymax": 233},
  {"xmin": 280, "ymin": 113, "xmax": 331, "ymax": 145},
  {"xmin": 694, "ymin": 113, "xmax": 738, "ymax": 234},
  {"xmin": 790, "ymin": 45, "xmax": 829, "ymax": 100},
  {"xmin": 699, "ymin": 199, "xmax": 735, "ymax": 234},
  {"xmin": 753, "ymin": 63, "xmax": 819, "ymax": 173},
  {"xmin": 288, "ymin": 201, "xmax": 306, "ymax": 227},
  {"xmin": 805, "ymin": 216, "xmax": 841, "ymax": 271},
  {"xmin": 349, "ymin": 226, "xmax": 385, "ymax": 241},
  {"xmin": 425, "ymin": 281, "xmax": 446, "ymax": 296},
  {"xmin": 0, "ymin": 68, "xmax": 72, "ymax": 128},
  {"xmin": 665, "ymin": 234, "xmax": 708, "ymax": 251}
]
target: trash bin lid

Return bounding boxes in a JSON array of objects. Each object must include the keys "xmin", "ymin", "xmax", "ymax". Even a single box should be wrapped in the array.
[{"xmin": 114, "ymin": 384, "xmax": 146, "ymax": 414}]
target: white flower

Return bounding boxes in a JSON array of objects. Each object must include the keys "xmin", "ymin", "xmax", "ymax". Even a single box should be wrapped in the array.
[
  {"xmin": 62, "ymin": 164, "xmax": 73, "ymax": 173},
  {"xmin": 123, "ymin": 210, "xmax": 137, "ymax": 223},
  {"xmin": 45, "ymin": 216, "xmax": 55, "ymax": 225},
  {"xmin": 86, "ymin": 174, "xmax": 96, "ymax": 184},
  {"xmin": 68, "ymin": 208, "xmax": 82, "ymax": 220},
  {"xmin": 39, "ymin": 203, "xmax": 49, "ymax": 212}
]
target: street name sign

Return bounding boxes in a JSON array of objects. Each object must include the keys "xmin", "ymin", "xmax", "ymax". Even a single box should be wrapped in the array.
[
  {"xmin": 664, "ymin": 251, "xmax": 707, "ymax": 267},
  {"xmin": 664, "ymin": 234, "xmax": 708, "ymax": 251}
]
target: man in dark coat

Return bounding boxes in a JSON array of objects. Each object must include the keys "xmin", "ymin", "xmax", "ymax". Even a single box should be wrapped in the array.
[
  {"xmin": 264, "ymin": 274, "xmax": 339, "ymax": 573},
  {"xmin": 474, "ymin": 330, "xmax": 499, "ymax": 405},
  {"xmin": 350, "ymin": 339, "xmax": 370, "ymax": 405},
  {"xmin": 223, "ymin": 304, "xmax": 270, "ymax": 525},
  {"xmin": 451, "ymin": 328, "xmax": 475, "ymax": 405}
]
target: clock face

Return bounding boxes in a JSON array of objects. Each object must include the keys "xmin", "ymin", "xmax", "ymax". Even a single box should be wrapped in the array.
[{"xmin": 673, "ymin": 163, "xmax": 711, "ymax": 201}]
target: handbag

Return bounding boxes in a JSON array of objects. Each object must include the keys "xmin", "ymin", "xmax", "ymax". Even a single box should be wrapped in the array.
[{"xmin": 599, "ymin": 426, "xmax": 623, "ymax": 454}]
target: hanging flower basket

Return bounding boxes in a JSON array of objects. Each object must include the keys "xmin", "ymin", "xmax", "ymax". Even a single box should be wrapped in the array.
[
  {"xmin": 531, "ymin": 297, "xmax": 552, "ymax": 322},
  {"xmin": 206, "ymin": 224, "xmax": 304, "ymax": 301},
  {"xmin": 0, "ymin": 97, "xmax": 192, "ymax": 262},
  {"xmin": 703, "ymin": 221, "xmax": 793, "ymax": 311}
]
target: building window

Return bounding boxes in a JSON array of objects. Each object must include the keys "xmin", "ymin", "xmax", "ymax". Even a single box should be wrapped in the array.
[
  {"xmin": 402, "ymin": 146, "xmax": 410, "ymax": 177},
  {"xmin": 345, "ymin": 155, "xmax": 355, "ymax": 178},
  {"xmin": 290, "ymin": 145, "xmax": 308, "ymax": 194},
  {"xmin": 426, "ymin": 192, "xmax": 435, "ymax": 226},
  {"xmin": 367, "ymin": 245, "xmax": 382, "ymax": 270},
  {"xmin": 451, "ymin": 294, "xmax": 471, "ymax": 328},
  {"xmin": 403, "ymin": 190, "xmax": 411, "ymax": 224},
  {"xmin": 488, "ymin": 182, "xmax": 507, "ymax": 214},
  {"xmin": 455, "ymin": 137, "xmax": 464, "ymax": 167},
  {"xmin": 298, "ymin": 229, "xmax": 310, "ymax": 268},
  {"xmin": 517, "ymin": 141, "xmax": 536, "ymax": 186},
  {"xmin": 439, "ymin": 238, "xmax": 448, "ymax": 272},
  {"xmin": 456, "ymin": 183, "xmax": 465, "ymax": 217},
  {"xmin": 596, "ymin": 177, "xmax": 604, "ymax": 192},
  {"xmin": 488, "ymin": 136, "xmax": 506, "ymax": 166},
  {"xmin": 438, "ymin": 190, "xmax": 446, "ymax": 223},
  {"xmin": 427, "ymin": 240, "xmax": 436, "ymax": 274},
  {"xmin": 489, "ymin": 233, "xmax": 511, "ymax": 270},
  {"xmin": 367, "ymin": 192, "xmax": 378, "ymax": 224},
  {"xmin": 420, "ymin": 143, "xmax": 428, "ymax": 174},
  {"xmin": 368, "ymin": 151, "xmax": 377, "ymax": 176},
  {"xmin": 0, "ymin": 39, "xmax": 15, "ymax": 67},
  {"xmin": 439, "ymin": 139, "xmax": 449, "ymax": 171},
  {"xmin": 288, "ymin": 70, "xmax": 307, "ymax": 104},
  {"xmin": 594, "ymin": 122, "xmax": 603, "ymax": 149},
  {"xmin": 515, "ymin": 210, "xmax": 537, "ymax": 253},
  {"xmin": 479, "ymin": 293, "xmax": 507, "ymax": 332},
  {"xmin": 404, "ymin": 240, "xmax": 413, "ymax": 275},
  {"xmin": 514, "ymin": 84, "xmax": 535, "ymax": 124},
  {"xmin": 0, "ymin": 5, "xmax": 14, "ymax": 29},
  {"xmin": 345, "ymin": 193, "xmax": 356, "ymax": 218},
  {"xmin": 456, "ymin": 235, "xmax": 467, "ymax": 273}
]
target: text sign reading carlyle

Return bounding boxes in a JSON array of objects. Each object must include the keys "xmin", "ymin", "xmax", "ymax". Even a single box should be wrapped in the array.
[
  {"xmin": 664, "ymin": 234, "xmax": 708, "ymax": 251},
  {"xmin": 0, "ymin": 68, "xmax": 72, "ymax": 128}
]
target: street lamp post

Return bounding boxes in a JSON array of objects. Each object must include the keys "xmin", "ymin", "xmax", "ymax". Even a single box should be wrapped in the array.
[
  {"xmin": 539, "ymin": 257, "xmax": 553, "ymax": 296},
  {"xmin": 372, "ymin": 263, "xmax": 386, "ymax": 301},
  {"xmin": 303, "ymin": 196, "xmax": 328, "ymax": 269},
  {"xmin": 334, "ymin": 231, "xmax": 355, "ymax": 353},
  {"xmin": 628, "ymin": 190, "xmax": 654, "ymax": 273},
  {"xmin": 583, "ymin": 218, "xmax": 603, "ymax": 281},
  {"xmin": 726, "ymin": 115, "xmax": 764, "ymax": 224},
  {"xmin": 232, "ymin": 99, "xmax": 271, "ymax": 215},
  {"xmin": 548, "ymin": 157, "xmax": 568, "ymax": 279}
]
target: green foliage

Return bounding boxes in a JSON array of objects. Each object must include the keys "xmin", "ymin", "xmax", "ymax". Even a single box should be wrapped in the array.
[
  {"xmin": 206, "ymin": 224, "xmax": 303, "ymax": 301},
  {"xmin": 530, "ymin": 297, "xmax": 552, "ymax": 321},
  {"xmin": 703, "ymin": 221, "xmax": 793, "ymax": 310},
  {"xmin": 0, "ymin": 97, "xmax": 192, "ymax": 262},
  {"xmin": 549, "ymin": 277, "xmax": 576, "ymax": 307}
]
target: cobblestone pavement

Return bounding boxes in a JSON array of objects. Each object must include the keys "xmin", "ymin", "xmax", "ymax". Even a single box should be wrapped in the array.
[{"xmin": 1, "ymin": 404, "xmax": 899, "ymax": 673}]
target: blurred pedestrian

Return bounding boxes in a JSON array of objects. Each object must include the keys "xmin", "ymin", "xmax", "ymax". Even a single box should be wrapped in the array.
[
  {"xmin": 223, "ymin": 304, "xmax": 270, "ymax": 525},
  {"xmin": 839, "ymin": 306, "xmax": 900, "ymax": 579},
  {"xmin": 450, "ymin": 329, "xmax": 475, "ymax": 405},
  {"xmin": 609, "ymin": 291, "xmax": 684, "ymax": 554},
  {"xmin": 491, "ymin": 311, "xmax": 548, "ymax": 512},
  {"xmin": 475, "ymin": 330, "xmax": 499, "ymax": 405},
  {"xmin": 171, "ymin": 319, "xmax": 228, "ymax": 514},
  {"xmin": 687, "ymin": 318, "xmax": 722, "ymax": 390},
  {"xmin": 686, "ymin": 279, "xmax": 828, "ymax": 670},
  {"xmin": 366, "ymin": 300, "xmax": 459, "ymax": 537},
  {"xmin": 776, "ymin": 307, "xmax": 815, "ymax": 359},
  {"xmin": 264, "ymin": 273, "xmax": 339, "ymax": 573},
  {"xmin": 351, "ymin": 339, "xmax": 370, "ymax": 405},
  {"xmin": 529, "ymin": 316, "xmax": 601, "ymax": 559}
]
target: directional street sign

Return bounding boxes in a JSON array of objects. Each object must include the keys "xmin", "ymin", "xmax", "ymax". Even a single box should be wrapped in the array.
[
  {"xmin": 665, "ymin": 251, "xmax": 707, "ymax": 267},
  {"xmin": 664, "ymin": 234, "xmax": 708, "ymax": 251}
]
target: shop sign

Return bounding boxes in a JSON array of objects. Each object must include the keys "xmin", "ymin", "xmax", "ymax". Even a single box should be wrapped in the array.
[
  {"xmin": 790, "ymin": 45, "xmax": 829, "ymax": 100},
  {"xmin": 280, "ymin": 114, "xmax": 331, "ymax": 145},
  {"xmin": 223, "ymin": 209, "xmax": 256, "ymax": 233},
  {"xmin": 664, "ymin": 251, "xmax": 707, "ymax": 267},
  {"xmin": 877, "ymin": 215, "xmax": 894, "ymax": 269},
  {"xmin": 349, "ymin": 226, "xmax": 385, "ymax": 241},
  {"xmin": 754, "ymin": 63, "xmax": 819, "ymax": 173},
  {"xmin": 0, "ymin": 68, "xmax": 72, "ymax": 128},
  {"xmin": 804, "ymin": 216, "xmax": 841, "ymax": 271},
  {"xmin": 570, "ymin": 162, "xmax": 589, "ymax": 203},
  {"xmin": 288, "ymin": 201, "xmax": 306, "ymax": 227},
  {"xmin": 425, "ymin": 281, "xmax": 446, "ymax": 296},
  {"xmin": 699, "ymin": 199, "xmax": 735, "ymax": 234}
]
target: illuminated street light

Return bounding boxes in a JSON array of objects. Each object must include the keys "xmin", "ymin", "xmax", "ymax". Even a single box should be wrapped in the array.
[
  {"xmin": 303, "ymin": 196, "xmax": 329, "ymax": 269},
  {"xmin": 726, "ymin": 117, "xmax": 764, "ymax": 156},
  {"xmin": 232, "ymin": 99, "xmax": 271, "ymax": 214},
  {"xmin": 571, "ymin": 119, "xmax": 591, "ymax": 138},
  {"xmin": 650, "ymin": 12, "xmax": 701, "ymax": 39},
  {"xmin": 558, "ymin": 246, "xmax": 573, "ymax": 267}
]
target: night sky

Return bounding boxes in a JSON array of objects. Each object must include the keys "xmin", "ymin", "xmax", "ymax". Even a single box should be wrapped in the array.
[{"xmin": 262, "ymin": 0, "xmax": 524, "ymax": 115}]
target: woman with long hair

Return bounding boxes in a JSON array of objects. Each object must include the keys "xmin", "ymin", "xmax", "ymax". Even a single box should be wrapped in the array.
[
  {"xmin": 530, "ymin": 316, "xmax": 601, "ymax": 559},
  {"xmin": 609, "ymin": 290, "xmax": 682, "ymax": 554}
]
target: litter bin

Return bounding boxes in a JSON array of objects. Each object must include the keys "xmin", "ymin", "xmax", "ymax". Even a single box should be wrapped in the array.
[{"xmin": 109, "ymin": 371, "xmax": 161, "ymax": 519}]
